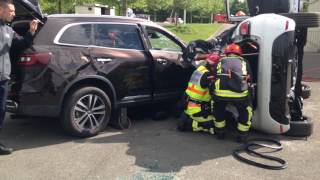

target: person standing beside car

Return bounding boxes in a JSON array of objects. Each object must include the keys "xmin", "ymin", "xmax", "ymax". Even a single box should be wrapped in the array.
[{"xmin": 0, "ymin": 0, "xmax": 38, "ymax": 155}]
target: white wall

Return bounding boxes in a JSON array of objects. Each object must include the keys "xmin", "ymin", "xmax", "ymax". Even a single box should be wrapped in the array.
[
  {"xmin": 75, "ymin": 5, "xmax": 115, "ymax": 16},
  {"xmin": 110, "ymin": 9, "xmax": 115, "ymax": 16},
  {"xmin": 305, "ymin": 28, "xmax": 320, "ymax": 52},
  {"xmin": 308, "ymin": 0, "xmax": 320, "ymax": 11},
  {"xmin": 75, "ymin": 6, "xmax": 102, "ymax": 15},
  {"xmin": 93, "ymin": 7, "xmax": 101, "ymax": 15},
  {"xmin": 75, "ymin": 6, "xmax": 95, "ymax": 14},
  {"xmin": 305, "ymin": 1, "xmax": 320, "ymax": 52}
]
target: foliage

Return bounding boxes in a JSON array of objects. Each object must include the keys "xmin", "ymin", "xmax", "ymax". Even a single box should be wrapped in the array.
[
  {"xmin": 40, "ymin": 0, "xmax": 99, "ymax": 14},
  {"xmin": 164, "ymin": 23, "xmax": 222, "ymax": 43},
  {"xmin": 144, "ymin": 0, "xmax": 171, "ymax": 11},
  {"xmin": 39, "ymin": 0, "xmax": 225, "ymax": 23}
]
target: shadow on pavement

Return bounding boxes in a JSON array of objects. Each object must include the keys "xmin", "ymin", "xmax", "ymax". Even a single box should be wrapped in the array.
[
  {"xmin": 85, "ymin": 117, "xmax": 239, "ymax": 172},
  {"xmin": 81, "ymin": 109, "xmax": 307, "ymax": 173},
  {"xmin": 0, "ymin": 107, "xmax": 309, "ymax": 173},
  {"xmin": 0, "ymin": 114, "xmax": 73, "ymax": 151}
]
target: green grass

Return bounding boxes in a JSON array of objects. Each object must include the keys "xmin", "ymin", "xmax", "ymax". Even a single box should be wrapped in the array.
[{"xmin": 164, "ymin": 23, "xmax": 223, "ymax": 43}]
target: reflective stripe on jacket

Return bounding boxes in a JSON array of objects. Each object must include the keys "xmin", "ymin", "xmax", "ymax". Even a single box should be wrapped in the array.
[
  {"xmin": 184, "ymin": 65, "xmax": 214, "ymax": 122},
  {"xmin": 185, "ymin": 65, "xmax": 211, "ymax": 102},
  {"xmin": 213, "ymin": 56, "xmax": 249, "ymax": 100}
]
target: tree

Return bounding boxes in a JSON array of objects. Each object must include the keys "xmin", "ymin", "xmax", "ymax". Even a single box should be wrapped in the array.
[
  {"xmin": 39, "ymin": 0, "xmax": 226, "ymax": 23},
  {"xmin": 40, "ymin": 0, "xmax": 97, "ymax": 14},
  {"xmin": 144, "ymin": 0, "xmax": 170, "ymax": 21},
  {"xmin": 176, "ymin": 0, "xmax": 224, "ymax": 23}
]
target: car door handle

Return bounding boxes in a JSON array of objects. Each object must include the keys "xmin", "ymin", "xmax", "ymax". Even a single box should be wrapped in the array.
[
  {"xmin": 156, "ymin": 58, "xmax": 167, "ymax": 65},
  {"xmin": 96, "ymin": 58, "xmax": 113, "ymax": 63}
]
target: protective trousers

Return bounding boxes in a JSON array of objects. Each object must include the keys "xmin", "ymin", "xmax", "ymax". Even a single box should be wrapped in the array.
[
  {"xmin": 178, "ymin": 112, "xmax": 214, "ymax": 134},
  {"xmin": 213, "ymin": 100, "xmax": 252, "ymax": 134}
]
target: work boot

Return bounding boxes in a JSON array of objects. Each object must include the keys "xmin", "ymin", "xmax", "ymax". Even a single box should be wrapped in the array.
[
  {"xmin": 0, "ymin": 143, "xmax": 13, "ymax": 155},
  {"xmin": 215, "ymin": 128, "xmax": 226, "ymax": 140},
  {"xmin": 236, "ymin": 131, "xmax": 248, "ymax": 143}
]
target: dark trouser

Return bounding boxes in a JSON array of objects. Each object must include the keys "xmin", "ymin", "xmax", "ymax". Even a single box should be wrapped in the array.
[
  {"xmin": 177, "ymin": 113, "xmax": 193, "ymax": 131},
  {"xmin": 213, "ymin": 100, "xmax": 252, "ymax": 134},
  {"xmin": 0, "ymin": 80, "xmax": 9, "ymax": 130}
]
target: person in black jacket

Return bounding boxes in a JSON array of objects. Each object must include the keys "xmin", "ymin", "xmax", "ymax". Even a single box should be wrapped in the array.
[
  {"xmin": 0, "ymin": 0, "xmax": 38, "ymax": 155},
  {"xmin": 212, "ymin": 43, "xmax": 253, "ymax": 143}
]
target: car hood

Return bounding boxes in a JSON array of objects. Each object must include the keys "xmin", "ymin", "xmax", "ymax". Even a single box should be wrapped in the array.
[{"xmin": 14, "ymin": 0, "xmax": 44, "ymax": 21}]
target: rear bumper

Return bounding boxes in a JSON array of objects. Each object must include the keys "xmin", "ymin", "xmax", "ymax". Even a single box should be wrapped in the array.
[
  {"xmin": 7, "ymin": 103, "xmax": 60, "ymax": 117},
  {"xmin": 7, "ymin": 93, "xmax": 60, "ymax": 117}
]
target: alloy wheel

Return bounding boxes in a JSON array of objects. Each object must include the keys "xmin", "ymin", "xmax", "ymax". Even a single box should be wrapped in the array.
[{"xmin": 72, "ymin": 94, "xmax": 106, "ymax": 131}]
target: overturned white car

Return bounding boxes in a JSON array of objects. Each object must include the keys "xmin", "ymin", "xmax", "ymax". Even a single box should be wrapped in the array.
[{"xmin": 214, "ymin": 0, "xmax": 320, "ymax": 136}]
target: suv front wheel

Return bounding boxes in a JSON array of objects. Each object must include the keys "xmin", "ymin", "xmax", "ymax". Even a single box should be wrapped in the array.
[{"xmin": 62, "ymin": 87, "xmax": 111, "ymax": 137}]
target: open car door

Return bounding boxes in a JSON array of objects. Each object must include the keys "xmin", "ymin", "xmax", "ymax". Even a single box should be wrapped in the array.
[{"xmin": 13, "ymin": 0, "xmax": 44, "ymax": 22}]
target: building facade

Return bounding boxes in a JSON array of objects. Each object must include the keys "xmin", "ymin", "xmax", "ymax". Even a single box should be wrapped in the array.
[
  {"xmin": 305, "ymin": 0, "xmax": 320, "ymax": 52},
  {"xmin": 75, "ymin": 4, "xmax": 115, "ymax": 16}
]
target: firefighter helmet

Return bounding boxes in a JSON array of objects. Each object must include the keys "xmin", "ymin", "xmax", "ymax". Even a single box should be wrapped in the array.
[{"xmin": 224, "ymin": 43, "xmax": 242, "ymax": 56}]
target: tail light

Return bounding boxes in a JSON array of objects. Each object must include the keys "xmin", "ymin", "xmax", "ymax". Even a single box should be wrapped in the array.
[
  {"xmin": 285, "ymin": 20, "xmax": 289, "ymax": 31},
  {"xmin": 17, "ymin": 52, "xmax": 52, "ymax": 66},
  {"xmin": 239, "ymin": 21, "xmax": 250, "ymax": 36}
]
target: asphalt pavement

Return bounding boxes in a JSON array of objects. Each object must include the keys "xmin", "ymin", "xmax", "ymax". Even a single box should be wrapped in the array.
[{"xmin": 0, "ymin": 53, "xmax": 319, "ymax": 180}]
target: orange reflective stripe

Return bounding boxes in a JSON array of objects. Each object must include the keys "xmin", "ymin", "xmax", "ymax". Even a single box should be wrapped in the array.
[
  {"xmin": 187, "ymin": 84, "xmax": 209, "ymax": 96},
  {"xmin": 188, "ymin": 102, "xmax": 201, "ymax": 108}
]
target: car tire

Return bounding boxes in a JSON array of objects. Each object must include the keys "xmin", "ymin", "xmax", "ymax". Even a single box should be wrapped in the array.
[
  {"xmin": 301, "ymin": 83, "xmax": 311, "ymax": 99},
  {"xmin": 62, "ymin": 86, "xmax": 111, "ymax": 137},
  {"xmin": 281, "ymin": 12, "xmax": 320, "ymax": 28},
  {"xmin": 285, "ymin": 116, "xmax": 313, "ymax": 137}
]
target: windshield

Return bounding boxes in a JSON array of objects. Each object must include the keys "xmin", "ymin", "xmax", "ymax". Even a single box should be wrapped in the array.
[
  {"xmin": 226, "ymin": 0, "xmax": 250, "ymax": 22},
  {"xmin": 229, "ymin": 0, "xmax": 250, "ymax": 17},
  {"xmin": 226, "ymin": 0, "xmax": 294, "ymax": 22}
]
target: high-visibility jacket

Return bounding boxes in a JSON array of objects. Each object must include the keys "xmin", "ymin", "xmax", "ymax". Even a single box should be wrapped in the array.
[
  {"xmin": 184, "ymin": 65, "xmax": 214, "ymax": 123},
  {"xmin": 213, "ymin": 55, "xmax": 250, "ymax": 101}
]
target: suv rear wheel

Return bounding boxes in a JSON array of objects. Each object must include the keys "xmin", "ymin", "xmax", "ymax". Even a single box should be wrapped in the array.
[{"xmin": 62, "ymin": 87, "xmax": 111, "ymax": 137}]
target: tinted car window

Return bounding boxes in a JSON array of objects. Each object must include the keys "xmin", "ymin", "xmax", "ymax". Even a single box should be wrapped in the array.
[
  {"xmin": 59, "ymin": 24, "xmax": 92, "ymax": 45},
  {"xmin": 147, "ymin": 29, "xmax": 182, "ymax": 52},
  {"xmin": 94, "ymin": 24, "xmax": 144, "ymax": 50}
]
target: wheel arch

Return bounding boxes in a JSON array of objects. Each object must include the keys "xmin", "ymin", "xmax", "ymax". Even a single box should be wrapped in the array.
[{"xmin": 59, "ymin": 75, "xmax": 117, "ymax": 116}]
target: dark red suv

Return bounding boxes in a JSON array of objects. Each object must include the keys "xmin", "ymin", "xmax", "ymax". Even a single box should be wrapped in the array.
[{"xmin": 8, "ymin": 0, "xmax": 193, "ymax": 137}]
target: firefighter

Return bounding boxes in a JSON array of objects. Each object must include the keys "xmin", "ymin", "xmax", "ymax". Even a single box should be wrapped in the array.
[
  {"xmin": 177, "ymin": 52, "xmax": 220, "ymax": 134},
  {"xmin": 212, "ymin": 43, "xmax": 253, "ymax": 142}
]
